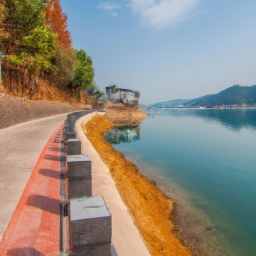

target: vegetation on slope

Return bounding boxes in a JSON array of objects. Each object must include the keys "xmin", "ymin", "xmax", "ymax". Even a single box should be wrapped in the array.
[
  {"xmin": 184, "ymin": 85, "xmax": 256, "ymax": 107},
  {"xmin": 0, "ymin": 0, "xmax": 96, "ymax": 103},
  {"xmin": 83, "ymin": 114, "xmax": 192, "ymax": 256},
  {"xmin": 152, "ymin": 85, "xmax": 256, "ymax": 108}
]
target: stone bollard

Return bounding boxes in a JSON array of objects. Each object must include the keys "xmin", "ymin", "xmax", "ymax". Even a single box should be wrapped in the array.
[
  {"xmin": 63, "ymin": 115, "xmax": 76, "ymax": 142},
  {"xmin": 70, "ymin": 196, "xmax": 114, "ymax": 256},
  {"xmin": 63, "ymin": 131, "xmax": 76, "ymax": 142},
  {"xmin": 67, "ymin": 155, "xmax": 92, "ymax": 198},
  {"xmin": 65, "ymin": 138, "xmax": 81, "ymax": 155}
]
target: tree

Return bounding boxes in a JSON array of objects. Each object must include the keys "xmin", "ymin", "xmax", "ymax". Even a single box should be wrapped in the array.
[
  {"xmin": 45, "ymin": 0, "xmax": 76, "ymax": 89},
  {"xmin": 45, "ymin": 0, "xmax": 72, "ymax": 48},
  {"xmin": 0, "ymin": 0, "xmax": 96, "ymax": 104},
  {"xmin": 20, "ymin": 25, "xmax": 56, "ymax": 74},
  {"xmin": 53, "ymin": 44, "xmax": 76, "ymax": 88},
  {"xmin": 0, "ymin": 0, "xmax": 56, "ymax": 92},
  {"xmin": 73, "ymin": 49, "xmax": 94, "ymax": 91},
  {"xmin": 0, "ymin": 0, "xmax": 49, "ymax": 55}
]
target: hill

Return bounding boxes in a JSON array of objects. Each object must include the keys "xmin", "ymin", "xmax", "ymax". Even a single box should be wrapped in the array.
[
  {"xmin": 185, "ymin": 85, "xmax": 256, "ymax": 107},
  {"xmin": 152, "ymin": 85, "xmax": 256, "ymax": 108}
]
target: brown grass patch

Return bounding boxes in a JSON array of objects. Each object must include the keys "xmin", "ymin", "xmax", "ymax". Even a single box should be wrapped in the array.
[
  {"xmin": 0, "ymin": 83, "xmax": 5, "ymax": 93},
  {"xmin": 83, "ymin": 114, "xmax": 192, "ymax": 256},
  {"xmin": 2, "ymin": 78, "xmax": 93, "ymax": 108}
]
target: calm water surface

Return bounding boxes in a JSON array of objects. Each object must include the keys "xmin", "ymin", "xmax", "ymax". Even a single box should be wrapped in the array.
[{"xmin": 105, "ymin": 109, "xmax": 256, "ymax": 256}]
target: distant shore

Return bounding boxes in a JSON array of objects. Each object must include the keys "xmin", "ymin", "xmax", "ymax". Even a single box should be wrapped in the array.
[{"xmin": 149, "ymin": 106, "xmax": 256, "ymax": 110}]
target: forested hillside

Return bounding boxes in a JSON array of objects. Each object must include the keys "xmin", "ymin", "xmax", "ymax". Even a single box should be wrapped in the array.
[
  {"xmin": 152, "ymin": 85, "xmax": 256, "ymax": 108},
  {"xmin": 184, "ymin": 85, "xmax": 256, "ymax": 107},
  {"xmin": 0, "ymin": 0, "xmax": 96, "ymax": 103}
]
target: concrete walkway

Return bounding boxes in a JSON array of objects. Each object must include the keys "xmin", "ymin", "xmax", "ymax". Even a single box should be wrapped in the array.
[
  {"xmin": 0, "ymin": 124, "xmax": 64, "ymax": 255},
  {"xmin": 0, "ymin": 113, "xmax": 69, "ymax": 241}
]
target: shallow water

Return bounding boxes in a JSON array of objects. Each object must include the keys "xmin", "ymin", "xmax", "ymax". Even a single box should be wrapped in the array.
[{"xmin": 105, "ymin": 108, "xmax": 256, "ymax": 256}]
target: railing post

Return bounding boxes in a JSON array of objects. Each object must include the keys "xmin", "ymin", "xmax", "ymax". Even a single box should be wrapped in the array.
[
  {"xmin": 70, "ymin": 196, "xmax": 112, "ymax": 256},
  {"xmin": 67, "ymin": 155, "xmax": 92, "ymax": 198}
]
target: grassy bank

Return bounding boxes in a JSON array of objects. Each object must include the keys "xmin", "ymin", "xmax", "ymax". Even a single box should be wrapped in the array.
[{"xmin": 83, "ymin": 114, "xmax": 192, "ymax": 256}]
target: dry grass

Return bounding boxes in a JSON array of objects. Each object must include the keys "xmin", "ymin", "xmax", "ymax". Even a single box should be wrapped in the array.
[
  {"xmin": 83, "ymin": 114, "xmax": 192, "ymax": 256},
  {"xmin": 0, "ymin": 84, "xmax": 5, "ymax": 93},
  {"xmin": 2, "ymin": 78, "xmax": 93, "ymax": 108}
]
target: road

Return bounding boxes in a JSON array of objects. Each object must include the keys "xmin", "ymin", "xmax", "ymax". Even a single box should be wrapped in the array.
[{"xmin": 0, "ymin": 113, "xmax": 71, "ymax": 240}]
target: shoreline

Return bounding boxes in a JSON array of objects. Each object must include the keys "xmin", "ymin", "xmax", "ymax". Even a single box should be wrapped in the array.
[
  {"xmin": 80, "ymin": 113, "xmax": 192, "ymax": 256},
  {"xmin": 75, "ymin": 112, "xmax": 150, "ymax": 256},
  {"xmin": 124, "ymin": 156, "xmax": 217, "ymax": 256}
]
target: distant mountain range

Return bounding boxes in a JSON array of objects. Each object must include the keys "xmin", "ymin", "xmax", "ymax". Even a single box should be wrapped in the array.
[{"xmin": 151, "ymin": 85, "xmax": 256, "ymax": 108}]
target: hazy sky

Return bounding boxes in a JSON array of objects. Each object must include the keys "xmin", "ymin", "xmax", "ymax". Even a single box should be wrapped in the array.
[{"xmin": 60, "ymin": 0, "xmax": 256, "ymax": 105}]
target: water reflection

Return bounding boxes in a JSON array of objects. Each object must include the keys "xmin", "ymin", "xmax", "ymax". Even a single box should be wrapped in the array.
[
  {"xmin": 104, "ymin": 126, "xmax": 140, "ymax": 144},
  {"xmin": 145, "ymin": 108, "xmax": 256, "ymax": 131}
]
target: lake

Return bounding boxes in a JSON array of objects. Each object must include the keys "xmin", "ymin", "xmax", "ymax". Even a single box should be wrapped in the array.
[{"xmin": 104, "ymin": 108, "xmax": 256, "ymax": 256}]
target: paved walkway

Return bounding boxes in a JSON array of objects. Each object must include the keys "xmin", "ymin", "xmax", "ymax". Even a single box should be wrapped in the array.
[
  {"xmin": 0, "ymin": 113, "xmax": 69, "ymax": 241},
  {"xmin": 0, "ymin": 125, "xmax": 64, "ymax": 255}
]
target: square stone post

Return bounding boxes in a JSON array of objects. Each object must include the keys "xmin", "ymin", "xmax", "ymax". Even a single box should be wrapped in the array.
[
  {"xmin": 67, "ymin": 155, "xmax": 91, "ymax": 198},
  {"xmin": 63, "ymin": 131, "xmax": 76, "ymax": 142},
  {"xmin": 70, "ymin": 196, "xmax": 112, "ymax": 256},
  {"xmin": 65, "ymin": 138, "xmax": 81, "ymax": 155}
]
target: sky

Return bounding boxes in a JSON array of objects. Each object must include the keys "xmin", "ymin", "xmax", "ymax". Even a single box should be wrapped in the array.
[{"xmin": 60, "ymin": 0, "xmax": 256, "ymax": 105}]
